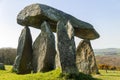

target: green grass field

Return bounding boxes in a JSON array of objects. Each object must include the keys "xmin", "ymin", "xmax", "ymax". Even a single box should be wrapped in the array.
[
  {"xmin": 0, "ymin": 65, "xmax": 120, "ymax": 80},
  {"xmin": 0, "ymin": 65, "xmax": 61, "ymax": 80},
  {"xmin": 93, "ymin": 70, "xmax": 120, "ymax": 80}
]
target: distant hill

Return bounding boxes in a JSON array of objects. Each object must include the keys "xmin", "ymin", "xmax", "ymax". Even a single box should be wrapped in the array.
[{"xmin": 94, "ymin": 48, "xmax": 120, "ymax": 55}]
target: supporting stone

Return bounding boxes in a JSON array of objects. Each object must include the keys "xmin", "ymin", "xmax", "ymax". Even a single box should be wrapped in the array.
[
  {"xmin": 55, "ymin": 53, "xmax": 61, "ymax": 68},
  {"xmin": 56, "ymin": 21, "xmax": 79, "ymax": 74},
  {"xmin": 0, "ymin": 63, "xmax": 5, "ymax": 70},
  {"xmin": 32, "ymin": 21, "xmax": 56, "ymax": 73},
  {"xmin": 76, "ymin": 39, "xmax": 99, "ymax": 74},
  {"xmin": 13, "ymin": 27, "xmax": 33, "ymax": 74}
]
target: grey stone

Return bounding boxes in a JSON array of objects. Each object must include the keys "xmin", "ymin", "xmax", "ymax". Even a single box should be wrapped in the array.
[
  {"xmin": 56, "ymin": 21, "xmax": 79, "ymax": 74},
  {"xmin": 76, "ymin": 40, "xmax": 99, "ymax": 74},
  {"xmin": 55, "ymin": 53, "xmax": 61, "ymax": 68},
  {"xmin": 17, "ymin": 3, "xmax": 99, "ymax": 40},
  {"xmin": 0, "ymin": 63, "xmax": 5, "ymax": 70},
  {"xmin": 13, "ymin": 27, "xmax": 33, "ymax": 74},
  {"xmin": 32, "ymin": 21, "xmax": 56, "ymax": 73}
]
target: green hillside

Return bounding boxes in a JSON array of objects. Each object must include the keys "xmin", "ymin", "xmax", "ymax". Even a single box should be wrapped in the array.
[{"xmin": 94, "ymin": 48, "xmax": 120, "ymax": 55}]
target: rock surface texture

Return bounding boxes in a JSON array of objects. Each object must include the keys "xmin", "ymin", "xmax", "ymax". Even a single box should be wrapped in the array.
[
  {"xmin": 13, "ymin": 27, "xmax": 33, "ymax": 74},
  {"xmin": 76, "ymin": 40, "xmax": 99, "ymax": 74},
  {"xmin": 55, "ymin": 53, "xmax": 61, "ymax": 68},
  {"xmin": 32, "ymin": 21, "xmax": 56, "ymax": 73},
  {"xmin": 17, "ymin": 3, "xmax": 99, "ymax": 40},
  {"xmin": 56, "ymin": 21, "xmax": 79, "ymax": 74}
]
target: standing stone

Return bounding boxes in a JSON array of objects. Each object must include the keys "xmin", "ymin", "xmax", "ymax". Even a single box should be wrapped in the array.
[
  {"xmin": 0, "ymin": 63, "xmax": 5, "ymax": 70},
  {"xmin": 76, "ymin": 39, "xmax": 99, "ymax": 74},
  {"xmin": 32, "ymin": 21, "xmax": 56, "ymax": 73},
  {"xmin": 55, "ymin": 53, "xmax": 61, "ymax": 68},
  {"xmin": 56, "ymin": 21, "xmax": 79, "ymax": 74},
  {"xmin": 13, "ymin": 27, "xmax": 33, "ymax": 74}
]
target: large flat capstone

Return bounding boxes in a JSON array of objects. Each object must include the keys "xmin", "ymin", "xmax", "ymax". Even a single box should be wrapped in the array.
[{"xmin": 17, "ymin": 3, "xmax": 99, "ymax": 40}]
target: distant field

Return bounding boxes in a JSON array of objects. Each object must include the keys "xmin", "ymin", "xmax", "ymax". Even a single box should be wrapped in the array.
[{"xmin": 1, "ymin": 65, "xmax": 120, "ymax": 80}]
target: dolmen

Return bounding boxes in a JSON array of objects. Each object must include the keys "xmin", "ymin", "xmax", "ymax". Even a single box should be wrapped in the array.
[{"xmin": 13, "ymin": 3, "xmax": 100, "ymax": 75}]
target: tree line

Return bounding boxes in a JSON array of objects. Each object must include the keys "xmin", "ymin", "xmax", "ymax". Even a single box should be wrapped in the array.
[
  {"xmin": 96, "ymin": 55, "xmax": 120, "ymax": 71},
  {"xmin": 0, "ymin": 48, "xmax": 16, "ymax": 65}
]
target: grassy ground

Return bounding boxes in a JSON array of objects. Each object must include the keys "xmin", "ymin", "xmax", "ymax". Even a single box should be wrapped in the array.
[
  {"xmin": 0, "ymin": 65, "xmax": 61, "ymax": 80},
  {"xmin": 0, "ymin": 65, "xmax": 120, "ymax": 80},
  {"xmin": 93, "ymin": 70, "xmax": 120, "ymax": 80}
]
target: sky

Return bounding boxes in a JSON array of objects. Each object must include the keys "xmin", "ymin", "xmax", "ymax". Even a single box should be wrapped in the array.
[{"xmin": 0, "ymin": 0, "xmax": 120, "ymax": 49}]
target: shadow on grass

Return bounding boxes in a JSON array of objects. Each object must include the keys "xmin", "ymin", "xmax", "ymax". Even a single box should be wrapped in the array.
[
  {"xmin": 102, "ymin": 74, "xmax": 120, "ymax": 77},
  {"xmin": 59, "ymin": 72, "xmax": 103, "ymax": 80},
  {"xmin": 94, "ymin": 78, "xmax": 103, "ymax": 80}
]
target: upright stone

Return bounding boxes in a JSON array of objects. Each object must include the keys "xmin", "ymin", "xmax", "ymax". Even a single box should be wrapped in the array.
[
  {"xmin": 13, "ymin": 27, "xmax": 33, "ymax": 74},
  {"xmin": 0, "ymin": 63, "xmax": 5, "ymax": 70},
  {"xmin": 55, "ymin": 53, "xmax": 61, "ymax": 68},
  {"xmin": 56, "ymin": 21, "xmax": 79, "ymax": 74},
  {"xmin": 76, "ymin": 40, "xmax": 99, "ymax": 74},
  {"xmin": 32, "ymin": 21, "xmax": 56, "ymax": 73}
]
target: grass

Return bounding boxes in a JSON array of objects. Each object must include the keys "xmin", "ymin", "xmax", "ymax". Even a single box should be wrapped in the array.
[
  {"xmin": 1, "ymin": 65, "xmax": 120, "ymax": 80},
  {"xmin": 0, "ymin": 65, "xmax": 61, "ymax": 80},
  {"xmin": 0, "ymin": 65, "xmax": 97, "ymax": 80},
  {"xmin": 93, "ymin": 70, "xmax": 120, "ymax": 80}
]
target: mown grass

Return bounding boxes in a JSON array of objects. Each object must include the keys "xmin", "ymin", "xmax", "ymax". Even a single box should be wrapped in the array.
[
  {"xmin": 0, "ymin": 65, "xmax": 61, "ymax": 80},
  {"xmin": 0, "ymin": 65, "xmax": 98, "ymax": 80},
  {"xmin": 2, "ymin": 65, "xmax": 120, "ymax": 80},
  {"xmin": 93, "ymin": 70, "xmax": 120, "ymax": 80}
]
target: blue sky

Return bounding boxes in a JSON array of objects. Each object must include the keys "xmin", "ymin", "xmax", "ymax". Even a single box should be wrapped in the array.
[{"xmin": 0, "ymin": 0, "xmax": 120, "ymax": 49}]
